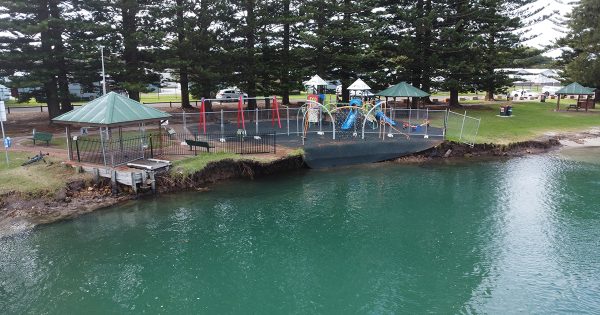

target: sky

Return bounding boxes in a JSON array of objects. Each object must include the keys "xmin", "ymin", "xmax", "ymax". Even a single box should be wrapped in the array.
[{"xmin": 519, "ymin": 0, "xmax": 575, "ymax": 57}]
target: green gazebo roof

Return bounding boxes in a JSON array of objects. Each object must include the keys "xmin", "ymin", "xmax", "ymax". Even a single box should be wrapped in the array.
[
  {"xmin": 53, "ymin": 92, "xmax": 171, "ymax": 126},
  {"xmin": 375, "ymin": 82, "xmax": 430, "ymax": 98},
  {"xmin": 556, "ymin": 82, "xmax": 595, "ymax": 95}
]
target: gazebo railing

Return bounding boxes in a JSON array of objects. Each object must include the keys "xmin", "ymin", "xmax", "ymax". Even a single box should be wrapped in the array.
[{"xmin": 72, "ymin": 134, "xmax": 148, "ymax": 166}]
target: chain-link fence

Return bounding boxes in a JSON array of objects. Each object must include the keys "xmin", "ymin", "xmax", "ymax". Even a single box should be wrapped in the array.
[{"xmin": 445, "ymin": 110, "xmax": 481, "ymax": 146}]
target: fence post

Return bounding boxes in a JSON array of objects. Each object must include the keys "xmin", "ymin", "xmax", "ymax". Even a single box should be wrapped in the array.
[
  {"xmin": 75, "ymin": 139, "xmax": 81, "ymax": 162},
  {"xmin": 255, "ymin": 108, "xmax": 259, "ymax": 134},
  {"xmin": 6, "ymin": 106, "xmax": 9, "ymax": 114},
  {"xmin": 40, "ymin": 105, "xmax": 43, "ymax": 112},
  {"xmin": 459, "ymin": 110, "xmax": 467, "ymax": 141},
  {"xmin": 183, "ymin": 110, "xmax": 187, "ymax": 133},
  {"xmin": 286, "ymin": 107, "xmax": 290, "ymax": 136},
  {"xmin": 444, "ymin": 109, "xmax": 448, "ymax": 138},
  {"xmin": 220, "ymin": 109, "xmax": 224, "ymax": 138},
  {"xmin": 426, "ymin": 108, "xmax": 429, "ymax": 135},
  {"xmin": 273, "ymin": 133, "xmax": 276, "ymax": 154},
  {"xmin": 169, "ymin": 101, "xmax": 172, "ymax": 108}
]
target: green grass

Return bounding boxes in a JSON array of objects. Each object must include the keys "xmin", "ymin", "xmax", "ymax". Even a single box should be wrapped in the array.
[
  {"xmin": 0, "ymin": 151, "xmax": 87, "ymax": 195},
  {"xmin": 170, "ymin": 152, "xmax": 242, "ymax": 176},
  {"xmin": 456, "ymin": 100, "xmax": 600, "ymax": 144}
]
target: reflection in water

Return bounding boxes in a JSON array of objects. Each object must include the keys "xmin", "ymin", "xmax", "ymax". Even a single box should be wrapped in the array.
[{"xmin": 1, "ymin": 151, "xmax": 600, "ymax": 313}]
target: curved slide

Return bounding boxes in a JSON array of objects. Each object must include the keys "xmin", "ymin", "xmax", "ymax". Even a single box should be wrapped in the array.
[
  {"xmin": 341, "ymin": 109, "xmax": 358, "ymax": 130},
  {"xmin": 375, "ymin": 111, "xmax": 397, "ymax": 126}
]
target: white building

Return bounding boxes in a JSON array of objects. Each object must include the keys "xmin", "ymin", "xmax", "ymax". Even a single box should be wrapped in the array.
[{"xmin": 496, "ymin": 68, "xmax": 562, "ymax": 86}]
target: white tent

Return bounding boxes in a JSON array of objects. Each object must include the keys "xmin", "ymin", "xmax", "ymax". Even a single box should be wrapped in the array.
[
  {"xmin": 348, "ymin": 78, "xmax": 371, "ymax": 90},
  {"xmin": 304, "ymin": 74, "xmax": 328, "ymax": 87}
]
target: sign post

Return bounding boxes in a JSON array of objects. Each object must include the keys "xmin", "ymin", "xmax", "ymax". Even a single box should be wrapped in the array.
[{"xmin": 0, "ymin": 101, "xmax": 9, "ymax": 165}]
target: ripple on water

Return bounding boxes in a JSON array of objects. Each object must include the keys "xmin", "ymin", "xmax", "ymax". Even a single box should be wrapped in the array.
[{"xmin": 2, "ymin": 152, "xmax": 600, "ymax": 313}]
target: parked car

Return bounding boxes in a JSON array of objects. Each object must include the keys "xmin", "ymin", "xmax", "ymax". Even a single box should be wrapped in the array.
[
  {"xmin": 541, "ymin": 86, "xmax": 563, "ymax": 96},
  {"xmin": 216, "ymin": 87, "xmax": 248, "ymax": 100},
  {"xmin": 511, "ymin": 89, "xmax": 539, "ymax": 98}
]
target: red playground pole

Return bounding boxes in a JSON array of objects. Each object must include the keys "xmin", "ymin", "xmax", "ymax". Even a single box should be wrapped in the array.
[
  {"xmin": 237, "ymin": 95, "xmax": 245, "ymax": 130},
  {"xmin": 272, "ymin": 96, "xmax": 281, "ymax": 128},
  {"xmin": 200, "ymin": 97, "xmax": 206, "ymax": 134}
]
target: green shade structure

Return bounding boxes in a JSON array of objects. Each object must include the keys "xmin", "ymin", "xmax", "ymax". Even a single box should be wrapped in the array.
[
  {"xmin": 556, "ymin": 82, "xmax": 595, "ymax": 95},
  {"xmin": 53, "ymin": 92, "xmax": 171, "ymax": 126},
  {"xmin": 555, "ymin": 82, "xmax": 596, "ymax": 112},
  {"xmin": 375, "ymin": 82, "xmax": 430, "ymax": 98}
]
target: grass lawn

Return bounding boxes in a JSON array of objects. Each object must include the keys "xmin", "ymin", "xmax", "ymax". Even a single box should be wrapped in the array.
[
  {"xmin": 0, "ymin": 151, "xmax": 88, "ymax": 196},
  {"xmin": 170, "ymin": 152, "xmax": 245, "ymax": 176},
  {"xmin": 459, "ymin": 100, "xmax": 600, "ymax": 144}
]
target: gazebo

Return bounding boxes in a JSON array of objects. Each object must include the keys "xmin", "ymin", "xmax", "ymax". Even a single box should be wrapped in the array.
[
  {"xmin": 304, "ymin": 75, "xmax": 328, "ymax": 92},
  {"xmin": 375, "ymin": 82, "xmax": 430, "ymax": 108},
  {"xmin": 53, "ymin": 92, "xmax": 171, "ymax": 166},
  {"xmin": 347, "ymin": 78, "xmax": 372, "ymax": 100},
  {"xmin": 555, "ymin": 82, "xmax": 595, "ymax": 112}
]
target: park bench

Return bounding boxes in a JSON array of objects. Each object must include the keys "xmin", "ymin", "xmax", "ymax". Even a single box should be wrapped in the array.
[
  {"xmin": 30, "ymin": 131, "xmax": 53, "ymax": 146},
  {"xmin": 567, "ymin": 104, "xmax": 581, "ymax": 111},
  {"xmin": 185, "ymin": 139, "xmax": 214, "ymax": 155}
]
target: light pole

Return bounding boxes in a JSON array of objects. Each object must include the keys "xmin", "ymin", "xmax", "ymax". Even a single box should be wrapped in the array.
[{"xmin": 99, "ymin": 45, "xmax": 106, "ymax": 95}]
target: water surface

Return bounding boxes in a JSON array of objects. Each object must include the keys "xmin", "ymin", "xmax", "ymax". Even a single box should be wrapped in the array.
[{"xmin": 2, "ymin": 148, "xmax": 600, "ymax": 313}]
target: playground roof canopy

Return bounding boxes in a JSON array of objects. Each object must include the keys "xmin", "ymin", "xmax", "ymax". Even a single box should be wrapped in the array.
[
  {"xmin": 348, "ymin": 78, "xmax": 371, "ymax": 90},
  {"xmin": 304, "ymin": 74, "xmax": 328, "ymax": 87},
  {"xmin": 52, "ymin": 92, "xmax": 171, "ymax": 127},
  {"xmin": 375, "ymin": 82, "xmax": 430, "ymax": 97},
  {"xmin": 556, "ymin": 82, "xmax": 595, "ymax": 95}
]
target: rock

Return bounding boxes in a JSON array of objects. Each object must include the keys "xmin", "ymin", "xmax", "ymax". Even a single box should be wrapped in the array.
[
  {"xmin": 54, "ymin": 188, "xmax": 67, "ymax": 202},
  {"xmin": 87, "ymin": 187, "xmax": 94, "ymax": 191},
  {"xmin": 444, "ymin": 149, "xmax": 452, "ymax": 158},
  {"xmin": 67, "ymin": 180, "xmax": 86, "ymax": 191}
]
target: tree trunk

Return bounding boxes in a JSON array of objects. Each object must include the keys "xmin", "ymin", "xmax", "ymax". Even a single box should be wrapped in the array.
[
  {"xmin": 39, "ymin": 1, "xmax": 60, "ymax": 119},
  {"xmin": 420, "ymin": 0, "xmax": 433, "ymax": 94},
  {"xmin": 245, "ymin": 0, "xmax": 257, "ymax": 110},
  {"xmin": 281, "ymin": 0, "xmax": 290, "ymax": 105},
  {"xmin": 122, "ymin": 0, "xmax": 140, "ymax": 101},
  {"xmin": 203, "ymin": 84, "xmax": 214, "ymax": 111},
  {"xmin": 48, "ymin": 0, "xmax": 73, "ymax": 114},
  {"xmin": 449, "ymin": 89, "xmax": 460, "ymax": 107},
  {"xmin": 176, "ymin": 0, "xmax": 192, "ymax": 109},
  {"xmin": 485, "ymin": 90, "xmax": 494, "ymax": 101}
]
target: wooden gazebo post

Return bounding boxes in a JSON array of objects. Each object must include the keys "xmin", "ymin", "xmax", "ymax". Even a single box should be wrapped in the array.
[{"xmin": 556, "ymin": 94, "xmax": 561, "ymax": 111}]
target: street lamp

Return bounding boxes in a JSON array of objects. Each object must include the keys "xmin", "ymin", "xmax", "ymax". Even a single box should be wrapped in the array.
[{"xmin": 99, "ymin": 45, "xmax": 106, "ymax": 95}]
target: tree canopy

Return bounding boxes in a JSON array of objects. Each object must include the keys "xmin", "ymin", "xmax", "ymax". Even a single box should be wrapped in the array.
[{"xmin": 0, "ymin": 0, "xmax": 553, "ymax": 117}]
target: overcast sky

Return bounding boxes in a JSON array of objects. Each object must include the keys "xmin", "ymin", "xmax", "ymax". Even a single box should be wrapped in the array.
[{"xmin": 520, "ymin": 0, "xmax": 575, "ymax": 57}]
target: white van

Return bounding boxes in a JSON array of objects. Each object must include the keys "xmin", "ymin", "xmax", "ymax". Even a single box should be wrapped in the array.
[{"xmin": 542, "ymin": 86, "xmax": 563, "ymax": 96}]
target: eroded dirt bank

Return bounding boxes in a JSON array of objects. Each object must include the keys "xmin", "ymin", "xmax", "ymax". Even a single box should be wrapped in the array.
[
  {"xmin": 0, "ymin": 156, "xmax": 306, "ymax": 236},
  {"xmin": 0, "ymin": 140, "xmax": 563, "ymax": 237}
]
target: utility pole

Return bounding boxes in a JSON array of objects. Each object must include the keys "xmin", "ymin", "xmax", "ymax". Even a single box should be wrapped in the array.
[{"xmin": 100, "ymin": 46, "xmax": 107, "ymax": 95}]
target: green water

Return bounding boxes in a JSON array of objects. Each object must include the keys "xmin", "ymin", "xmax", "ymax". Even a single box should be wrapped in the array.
[{"xmin": 2, "ymin": 149, "xmax": 600, "ymax": 314}]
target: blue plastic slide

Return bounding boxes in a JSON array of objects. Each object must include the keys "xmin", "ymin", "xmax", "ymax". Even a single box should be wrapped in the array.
[
  {"xmin": 375, "ymin": 111, "xmax": 397, "ymax": 126},
  {"xmin": 341, "ymin": 109, "xmax": 358, "ymax": 130}
]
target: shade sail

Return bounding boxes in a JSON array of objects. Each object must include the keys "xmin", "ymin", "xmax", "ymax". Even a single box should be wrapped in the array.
[
  {"xmin": 375, "ymin": 82, "xmax": 430, "ymax": 97},
  {"xmin": 348, "ymin": 78, "xmax": 371, "ymax": 90},
  {"xmin": 304, "ymin": 75, "xmax": 328, "ymax": 87},
  {"xmin": 53, "ymin": 92, "xmax": 171, "ymax": 126}
]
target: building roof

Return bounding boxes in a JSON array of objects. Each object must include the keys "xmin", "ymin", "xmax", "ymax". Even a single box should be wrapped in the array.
[
  {"xmin": 556, "ymin": 82, "xmax": 595, "ymax": 95},
  {"xmin": 52, "ymin": 92, "xmax": 171, "ymax": 126},
  {"xmin": 348, "ymin": 78, "xmax": 371, "ymax": 90},
  {"xmin": 375, "ymin": 82, "xmax": 430, "ymax": 97}
]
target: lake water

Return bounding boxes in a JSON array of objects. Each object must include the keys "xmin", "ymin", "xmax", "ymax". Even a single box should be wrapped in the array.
[{"xmin": 2, "ymin": 148, "xmax": 600, "ymax": 314}]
